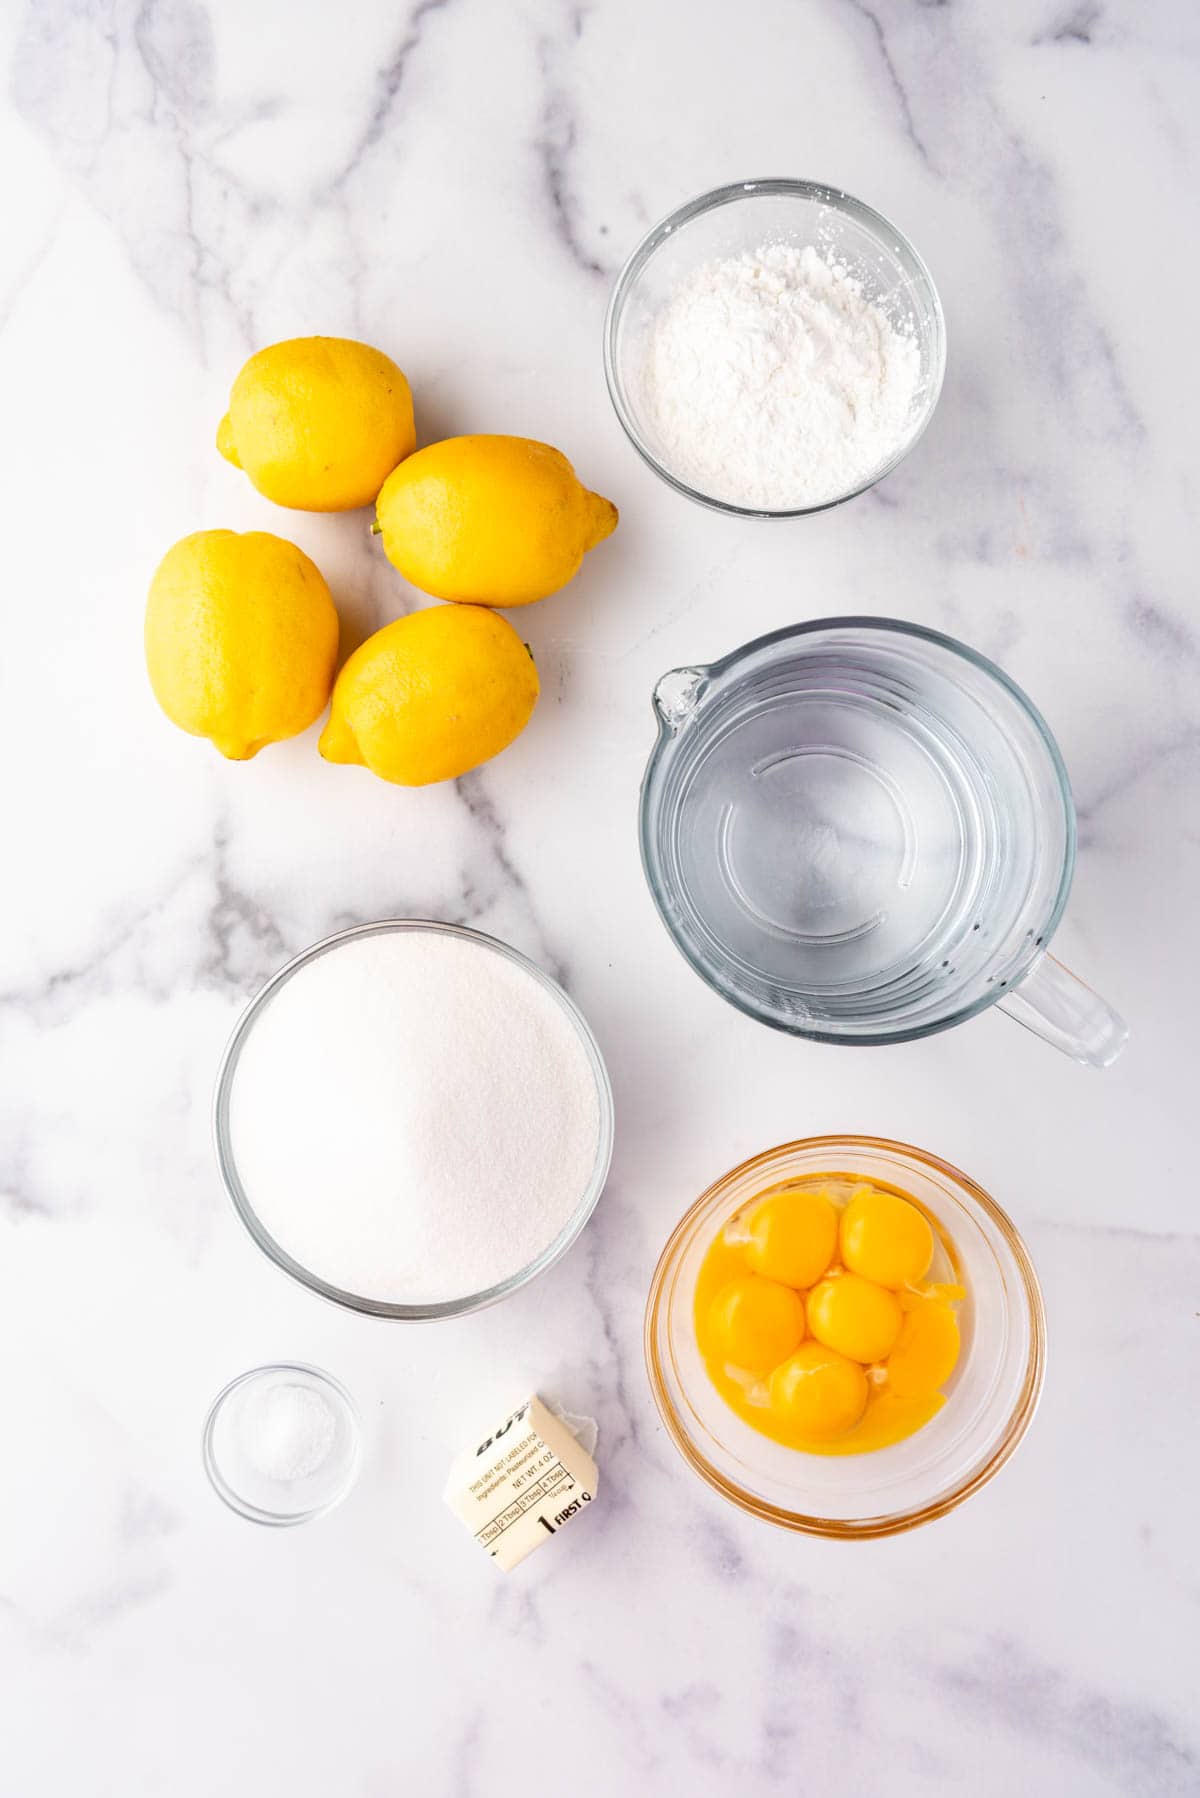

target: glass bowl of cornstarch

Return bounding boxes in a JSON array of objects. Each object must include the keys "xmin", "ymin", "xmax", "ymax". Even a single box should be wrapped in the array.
[
  {"xmin": 213, "ymin": 921, "xmax": 614, "ymax": 1319},
  {"xmin": 604, "ymin": 178, "xmax": 945, "ymax": 516}
]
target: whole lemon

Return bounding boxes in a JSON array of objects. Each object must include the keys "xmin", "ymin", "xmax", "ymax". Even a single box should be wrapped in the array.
[
  {"xmin": 319, "ymin": 604, "xmax": 539, "ymax": 786},
  {"xmin": 145, "ymin": 530, "xmax": 339, "ymax": 760},
  {"xmin": 374, "ymin": 434, "xmax": 618, "ymax": 606},
  {"xmin": 217, "ymin": 336, "xmax": 415, "ymax": 511}
]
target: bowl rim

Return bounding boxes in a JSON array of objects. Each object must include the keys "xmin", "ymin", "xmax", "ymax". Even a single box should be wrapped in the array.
[
  {"xmin": 644, "ymin": 1134, "xmax": 1046, "ymax": 1539},
  {"xmin": 201, "ymin": 1361, "xmax": 362, "ymax": 1527},
  {"xmin": 638, "ymin": 614, "xmax": 1077, "ymax": 1046},
  {"xmin": 603, "ymin": 177, "xmax": 947, "ymax": 518},
  {"xmin": 212, "ymin": 918, "xmax": 615, "ymax": 1321}
]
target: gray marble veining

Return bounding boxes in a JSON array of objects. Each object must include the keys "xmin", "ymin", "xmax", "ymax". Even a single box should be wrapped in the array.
[{"xmin": 2, "ymin": 1, "xmax": 1198, "ymax": 1793}]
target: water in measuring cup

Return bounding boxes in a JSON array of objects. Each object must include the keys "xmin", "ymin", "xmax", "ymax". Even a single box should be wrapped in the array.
[{"xmin": 667, "ymin": 643, "xmax": 1042, "ymax": 1026}]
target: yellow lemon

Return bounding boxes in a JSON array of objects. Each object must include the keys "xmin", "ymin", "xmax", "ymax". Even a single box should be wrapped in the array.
[
  {"xmin": 374, "ymin": 434, "xmax": 618, "ymax": 606},
  {"xmin": 217, "ymin": 336, "xmax": 415, "ymax": 511},
  {"xmin": 145, "ymin": 530, "xmax": 338, "ymax": 760},
  {"xmin": 319, "ymin": 604, "xmax": 539, "ymax": 786}
]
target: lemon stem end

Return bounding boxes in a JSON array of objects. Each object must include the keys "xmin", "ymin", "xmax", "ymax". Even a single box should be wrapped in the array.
[
  {"xmin": 583, "ymin": 489, "xmax": 618, "ymax": 549},
  {"xmin": 318, "ymin": 717, "xmax": 362, "ymax": 766},
  {"xmin": 215, "ymin": 412, "xmax": 241, "ymax": 469}
]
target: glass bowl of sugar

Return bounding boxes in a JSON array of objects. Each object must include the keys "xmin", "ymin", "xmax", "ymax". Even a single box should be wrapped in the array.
[
  {"xmin": 604, "ymin": 178, "xmax": 946, "ymax": 516},
  {"xmin": 213, "ymin": 920, "xmax": 614, "ymax": 1320}
]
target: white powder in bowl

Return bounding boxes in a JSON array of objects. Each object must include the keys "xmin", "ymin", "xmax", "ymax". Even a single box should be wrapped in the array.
[
  {"xmin": 641, "ymin": 242, "xmax": 921, "ymax": 510},
  {"xmin": 227, "ymin": 930, "xmax": 604, "ymax": 1305},
  {"xmin": 241, "ymin": 1382, "xmax": 337, "ymax": 1483}
]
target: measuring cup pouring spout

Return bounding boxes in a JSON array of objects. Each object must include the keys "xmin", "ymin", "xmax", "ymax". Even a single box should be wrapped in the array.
[
  {"xmin": 652, "ymin": 666, "xmax": 710, "ymax": 735},
  {"xmin": 641, "ymin": 619, "xmax": 1128, "ymax": 1068}
]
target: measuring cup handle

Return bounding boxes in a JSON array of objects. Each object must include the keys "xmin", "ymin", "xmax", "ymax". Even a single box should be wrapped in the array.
[{"xmin": 997, "ymin": 952, "xmax": 1128, "ymax": 1069}]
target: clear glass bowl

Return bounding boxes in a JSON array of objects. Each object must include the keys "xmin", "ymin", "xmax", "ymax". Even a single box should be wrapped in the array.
[
  {"xmin": 202, "ymin": 1363, "xmax": 361, "ymax": 1527},
  {"xmin": 604, "ymin": 178, "xmax": 946, "ymax": 516},
  {"xmin": 213, "ymin": 920, "xmax": 615, "ymax": 1320},
  {"xmin": 645, "ymin": 1137, "xmax": 1045, "ymax": 1538}
]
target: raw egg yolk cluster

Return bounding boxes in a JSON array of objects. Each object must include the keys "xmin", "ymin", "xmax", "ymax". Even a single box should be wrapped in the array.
[{"xmin": 695, "ymin": 1182, "xmax": 964, "ymax": 1454}]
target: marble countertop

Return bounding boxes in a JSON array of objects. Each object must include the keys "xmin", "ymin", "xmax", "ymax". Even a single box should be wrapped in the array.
[{"xmin": 2, "ymin": 2, "xmax": 1197, "ymax": 1792}]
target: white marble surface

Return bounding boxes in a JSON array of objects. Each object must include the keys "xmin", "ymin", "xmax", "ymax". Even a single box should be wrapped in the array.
[{"xmin": 2, "ymin": 1, "xmax": 1197, "ymax": 1792}]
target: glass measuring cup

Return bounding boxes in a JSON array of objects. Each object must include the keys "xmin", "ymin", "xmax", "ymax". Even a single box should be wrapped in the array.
[{"xmin": 640, "ymin": 618, "xmax": 1126, "ymax": 1066}]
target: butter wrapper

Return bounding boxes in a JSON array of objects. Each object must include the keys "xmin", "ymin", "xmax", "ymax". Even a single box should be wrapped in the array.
[{"xmin": 444, "ymin": 1395, "xmax": 598, "ymax": 1570}]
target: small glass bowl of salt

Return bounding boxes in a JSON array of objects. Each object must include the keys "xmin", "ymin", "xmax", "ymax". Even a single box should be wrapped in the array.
[{"xmin": 202, "ymin": 1363, "xmax": 361, "ymax": 1526}]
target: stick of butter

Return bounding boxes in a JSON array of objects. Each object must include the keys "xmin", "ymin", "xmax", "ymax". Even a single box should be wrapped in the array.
[{"xmin": 443, "ymin": 1395, "xmax": 599, "ymax": 1571}]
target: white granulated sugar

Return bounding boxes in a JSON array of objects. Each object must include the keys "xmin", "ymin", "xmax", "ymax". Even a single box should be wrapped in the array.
[
  {"xmin": 229, "ymin": 932, "xmax": 601, "ymax": 1304},
  {"xmin": 642, "ymin": 242, "xmax": 921, "ymax": 510}
]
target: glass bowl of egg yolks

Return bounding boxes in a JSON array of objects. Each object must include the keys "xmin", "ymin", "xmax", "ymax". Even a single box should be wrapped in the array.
[{"xmin": 645, "ymin": 1136, "xmax": 1045, "ymax": 1538}]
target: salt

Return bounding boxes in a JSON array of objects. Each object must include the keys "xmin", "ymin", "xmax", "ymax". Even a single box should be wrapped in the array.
[
  {"xmin": 227, "ymin": 930, "xmax": 602, "ymax": 1305},
  {"xmin": 241, "ymin": 1382, "xmax": 337, "ymax": 1483}
]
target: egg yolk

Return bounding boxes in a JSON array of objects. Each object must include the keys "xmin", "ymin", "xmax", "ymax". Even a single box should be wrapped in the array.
[
  {"xmin": 807, "ymin": 1272, "xmax": 903, "ymax": 1364},
  {"xmin": 707, "ymin": 1275, "xmax": 806, "ymax": 1372},
  {"xmin": 743, "ymin": 1186, "xmax": 839, "ymax": 1288},
  {"xmin": 769, "ymin": 1342, "xmax": 869, "ymax": 1440},
  {"xmin": 886, "ymin": 1295, "xmax": 961, "ymax": 1397},
  {"xmin": 839, "ymin": 1187, "xmax": 934, "ymax": 1289},
  {"xmin": 694, "ymin": 1173, "xmax": 965, "ymax": 1457}
]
